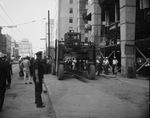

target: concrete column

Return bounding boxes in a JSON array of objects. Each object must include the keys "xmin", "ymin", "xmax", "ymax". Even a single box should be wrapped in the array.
[
  {"xmin": 77, "ymin": 0, "xmax": 86, "ymax": 42},
  {"xmin": 105, "ymin": 10, "xmax": 109, "ymax": 26},
  {"xmin": 115, "ymin": 2, "xmax": 119, "ymax": 22},
  {"xmin": 120, "ymin": 0, "xmax": 136, "ymax": 77},
  {"xmin": 91, "ymin": 0, "xmax": 102, "ymax": 49}
]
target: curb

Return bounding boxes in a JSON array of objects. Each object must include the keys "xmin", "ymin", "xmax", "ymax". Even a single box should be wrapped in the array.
[{"xmin": 43, "ymin": 79, "xmax": 57, "ymax": 118}]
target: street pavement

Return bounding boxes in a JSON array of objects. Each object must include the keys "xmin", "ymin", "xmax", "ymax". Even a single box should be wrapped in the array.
[
  {"xmin": 0, "ymin": 64, "xmax": 55, "ymax": 118},
  {"xmin": 0, "ymin": 64, "xmax": 149, "ymax": 118},
  {"xmin": 44, "ymin": 73, "xmax": 149, "ymax": 118}
]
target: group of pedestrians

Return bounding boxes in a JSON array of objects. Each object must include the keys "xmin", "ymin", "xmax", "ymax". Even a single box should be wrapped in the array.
[
  {"xmin": 19, "ymin": 51, "xmax": 46, "ymax": 108},
  {"xmin": 0, "ymin": 51, "xmax": 48, "ymax": 112},
  {"xmin": 96, "ymin": 56, "xmax": 118, "ymax": 76},
  {"xmin": 19, "ymin": 56, "xmax": 33, "ymax": 84},
  {"xmin": 0, "ymin": 54, "xmax": 13, "ymax": 112}
]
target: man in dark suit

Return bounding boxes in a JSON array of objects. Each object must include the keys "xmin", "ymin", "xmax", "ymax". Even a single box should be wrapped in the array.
[
  {"xmin": 0, "ymin": 54, "xmax": 9, "ymax": 112},
  {"xmin": 33, "ymin": 51, "xmax": 45, "ymax": 108}
]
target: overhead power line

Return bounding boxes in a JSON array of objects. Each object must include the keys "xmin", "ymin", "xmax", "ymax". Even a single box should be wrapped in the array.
[
  {"xmin": 17, "ymin": 17, "xmax": 47, "ymax": 26},
  {"xmin": 0, "ymin": 4, "xmax": 24, "ymax": 37},
  {"xmin": 1, "ymin": 17, "xmax": 47, "ymax": 28},
  {"xmin": 0, "ymin": 14, "xmax": 10, "ymax": 25},
  {"xmin": 0, "ymin": 4, "xmax": 17, "ymax": 26},
  {"xmin": 0, "ymin": 14, "xmax": 22, "ymax": 39}
]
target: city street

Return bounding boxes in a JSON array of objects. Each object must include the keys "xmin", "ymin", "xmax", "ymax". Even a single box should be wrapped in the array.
[
  {"xmin": 0, "ymin": 64, "xmax": 149, "ymax": 118},
  {"xmin": 44, "ymin": 73, "xmax": 149, "ymax": 118},
  {"xmin": 0, "ymin": 0, "xmax": 149, "ymax": 118}
]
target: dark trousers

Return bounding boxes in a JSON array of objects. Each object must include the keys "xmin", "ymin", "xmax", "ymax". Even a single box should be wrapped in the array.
[
  {"xmin": 0, "ymin": 90, "xmax": 5, "ymax": 110},
  {"xmin": 112, "ymin": 65, "xmax": 117, "ymax": 75},
  {"xmin": 97, "ymin": 64, "xmax": 102, "ymax": 75},
  {"xmin": 104, "ymin": 65, "xmax": 109, "ymax": 75},
  {"xmin": 46, "ymin": 64, "xmax": 51, "ymax": 74},
  {"xmin": 6, "ymin": 72, "xmax": 11, "ymax": 84},
  {"xmin": 0, "ymin": 83, "xmax": 6, "ymax": 110},
  {"xmin": 10, "ymin": 64, "xmax": 13, "ymax": 74},
  {"xmin": 33, "ymin": 77, "xmax": 43, "ymax": 106}
]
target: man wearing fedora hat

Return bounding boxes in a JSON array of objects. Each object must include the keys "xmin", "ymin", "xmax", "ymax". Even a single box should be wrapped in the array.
[{"xmin": 33, "ymin": 51, "xmax": 45, "ymax": 108}]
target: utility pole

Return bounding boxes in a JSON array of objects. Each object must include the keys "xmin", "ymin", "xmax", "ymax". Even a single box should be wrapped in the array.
[
  {"xmin": 45, "ymin": 22, "xmax": 47, "ymax": 56},
  {"xmin": 48, "ymin": 10, "xmax": 50, "ymax": 58}
]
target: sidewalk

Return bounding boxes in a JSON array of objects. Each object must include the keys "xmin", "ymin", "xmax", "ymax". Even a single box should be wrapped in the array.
[
  {"xmin": 44, "ymin": 74, "xmax": 149, "ymax": 118},
  {"xmin": 0, "ymin": 71, "xmax": 53, "ymax": 118}
]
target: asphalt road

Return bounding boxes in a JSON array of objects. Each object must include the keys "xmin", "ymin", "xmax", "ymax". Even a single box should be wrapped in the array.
[{"xmin": 44, "ymin": 73, "xmax": 149, "ymax": 118}]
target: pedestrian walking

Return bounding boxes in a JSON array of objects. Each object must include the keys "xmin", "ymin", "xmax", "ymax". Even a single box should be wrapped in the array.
[
  {"xmin": 46, "ymin": 57, "xmax": 51, "ymax": 74},
  {"xmin": 30, "ymin": 57, "xmax": 35, "ymax": 77},
  {"xmin": 20, "ymin": 56, "xmax": 32, "ymax": 84},
  {"xmin": 33, "ymin": 51, "xmax": 45, "ymax": 108},
  {"xmin": 4, "ymin": 56, "xmax": 12, "ymax": 89},
  {"xmin": 0, "ymin": 54, "xmax": 10, "ymax": 112},
  {"xmin": 43, "ymin": 56, "xmax": 47, "ymax": 74},
  {"xmin": 112, "ymin": 57, "xmax": 118, "ymax": 75},
  {"xmin": 9, "ymin": 59, "xmax": 13, "ymax": 75},
  {"xmin": 72, "ymin": 58, "xmax": 76, "ymax": 70},
  {"xmin": 103, "ymin": 57, "xmax": 109, "ymax": 75},
  {"xmin": 96, "ymin": 56, "xmax": 103, "ymax": 76},
  {"xmin": 19, "ymin": 58, "xmax": 24, "ymax": 77}
]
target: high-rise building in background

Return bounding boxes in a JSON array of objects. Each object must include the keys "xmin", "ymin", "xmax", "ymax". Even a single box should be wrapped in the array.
[
  {"xmin": 5, "ymin": 34, "xmax": 12, "ymax": 58},
  {"xmin": 55, "ymin": 0, "xmax": 78, "ymax": 41},
  {"xmin": 18, "ymin": 38, "xmax": 33, "ymax": 58},
  {"xmin": 11, "ymin": 40, "xmax": 19, "ymax": 61}
]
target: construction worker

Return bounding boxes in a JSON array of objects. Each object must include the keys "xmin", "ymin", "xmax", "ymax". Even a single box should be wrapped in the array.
[
  {"xmin": 103, "ymin": 57, "xmax": 109, "ymax": 75},
  {"xmin": 112, "ymin": 57, "xmax": 118, "ymax": 75}
]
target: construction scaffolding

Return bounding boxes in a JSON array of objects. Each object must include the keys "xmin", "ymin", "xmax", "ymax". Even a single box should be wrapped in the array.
[{"xmin": 81, "ymin": 0, "xmax": 150, "ymax": 77}]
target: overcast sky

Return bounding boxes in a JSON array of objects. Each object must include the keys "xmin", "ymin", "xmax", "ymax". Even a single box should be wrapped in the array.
[{"xmin": 0, "ymin": 0, "xmax": 56, "ymax": 52}]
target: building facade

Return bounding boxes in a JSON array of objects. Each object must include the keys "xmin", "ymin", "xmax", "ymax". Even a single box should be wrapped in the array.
[
  {"xmin": 55, "ymin": 0, "xmax": 78, "ymax": 42},
  {"xmin": 80, "ymin": 0, "xmax": 150, "ymax": 77},
  {"xmin": 11, "ymin": 40, "xmax": 19, "ymax": 61},
  {"xmin": 5, "ymin": 34, "xmax": 12, "ymax": 58},
  {"xmin": 0, "ymin": 27, "xmax": 7, "ymax": 55},
  {"xmin": 18, "ymin": 38, "xmax": 33, "ymax": 58},
  {"xmin": 54, "ymin": 0, "xmax": 150, "ymax": 78}
]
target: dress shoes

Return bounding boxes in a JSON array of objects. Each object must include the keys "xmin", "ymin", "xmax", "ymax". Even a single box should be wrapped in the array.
[
  {"xmin": 36, "ymin": 104, "xmax": 45, "ymax": 108},
  {"xmin": 29, "ymin": 82, "xmax": 32, "ymax": 84}
]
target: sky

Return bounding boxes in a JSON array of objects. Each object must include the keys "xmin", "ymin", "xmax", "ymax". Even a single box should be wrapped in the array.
[{"xmin": 0, "ymin": 0, "xmax": 56, "ymax": 53}]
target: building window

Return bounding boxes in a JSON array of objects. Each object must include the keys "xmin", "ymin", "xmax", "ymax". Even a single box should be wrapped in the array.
[
  {"xmin": 70, "ymin": 0, "xmax": 73, "ymax": 4},
  {"xmin": 69, "ymin": 17, "xmax": 73, "ymax": 23},
  {"xmin": 69, "ymin": 8, "xmax": 73, "ymax": 13}
]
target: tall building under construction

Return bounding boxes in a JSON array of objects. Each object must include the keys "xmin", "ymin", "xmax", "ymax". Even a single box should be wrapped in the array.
[
  {"xmin": 55, "ymin": 0, "xmax": 150, "ymax": 78},
  {"xmin": 80, "ymin": 0, "xmax": 150, "ymax": 78}
]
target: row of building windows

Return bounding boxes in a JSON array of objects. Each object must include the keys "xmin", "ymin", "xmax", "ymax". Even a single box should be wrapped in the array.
[{"xmin": 69, "ymin": 0, "xmax": 73, "ymax": 23}]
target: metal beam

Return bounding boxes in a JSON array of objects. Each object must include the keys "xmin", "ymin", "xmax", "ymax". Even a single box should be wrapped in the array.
[{"xmin": 136, "ymin": 46, "xmax": 150, "ymax": 72}]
